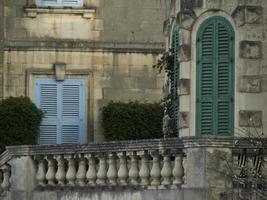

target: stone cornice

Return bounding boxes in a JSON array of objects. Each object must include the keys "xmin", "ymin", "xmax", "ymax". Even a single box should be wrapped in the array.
[{"xmin": 4, "ymin": 40, "xmax": 165, "ymax": 54}]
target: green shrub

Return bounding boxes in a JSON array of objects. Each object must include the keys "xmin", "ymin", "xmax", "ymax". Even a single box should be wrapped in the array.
[
  {"xmin": 102, "ymin": 101, "xmax": 164, "ymax": 141},
  {"xmin": 0, "ymin": 96, "xmax": 44, "ymax": 152}
]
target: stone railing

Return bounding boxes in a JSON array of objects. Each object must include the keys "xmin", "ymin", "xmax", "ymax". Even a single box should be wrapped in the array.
[
  {"xmin": 34, "ymin": 150, "xmax": 184, "ymax": 189},
  {"xmin": 0, "ymin": 137, "xmax": 267, "ymax": 200},
  {"xmin": 0, "ymin": 151, "xmax": 11, "ymax": 194}
]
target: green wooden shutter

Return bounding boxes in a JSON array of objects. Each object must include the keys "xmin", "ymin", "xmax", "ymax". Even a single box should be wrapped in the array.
[
  {"xmin": 196, "ymin": 17, "xmax": 234, "ymax": 136},
  {"xmin": 170, "ymin": 27, "xmax": 180, "ymax": 135}
]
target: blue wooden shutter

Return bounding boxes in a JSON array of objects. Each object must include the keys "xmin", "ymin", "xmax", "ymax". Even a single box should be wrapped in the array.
[
  {"xmin": 37, "ymin": 0, "xmax": 83, "ymax": 7},
  {"xmin": 62, "ymin": 0, "xmax": 83, "ymax": 6},
  {"xmin": 35, "ymin": 79, "xmax": 86, "ymax": 144},
  {"xmin": 37, "ymin": 0, "xmax": 59, "ymax": 6},
  {"xmin": 196, "ymin": 17, "xmax": 234, "ymax": 136},
  {"xmin": 35, "ymin": 80, "xmax": 59, "ymax": 144},
  {"xmin": 61, "ymin": 80, "xmax": 85, "ymax": 144}
]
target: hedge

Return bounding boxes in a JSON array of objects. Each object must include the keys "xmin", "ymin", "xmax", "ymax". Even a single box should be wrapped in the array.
[
  {"xmin": 102, "ymin": 101, "xmax": 164, "ymax": 141},
  {"xmin": 0, "ymin": 96, "xmax": 43, "ymax": 153}
]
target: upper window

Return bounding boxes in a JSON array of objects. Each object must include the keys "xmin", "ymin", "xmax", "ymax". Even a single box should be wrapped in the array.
[
  {"xmin": 196, "ymin": 16, "xmax": 235, "ymax": 136},
  {"xmin": 36, "ymin": 0, "xmax": 83, "ymax": 7}
]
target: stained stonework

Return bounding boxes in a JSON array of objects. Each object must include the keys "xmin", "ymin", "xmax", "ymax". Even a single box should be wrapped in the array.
[
  {"xmin": 261, "ymin": 77, "xmax": 267, "ymax": 92},
  {"xmin": 178, "ymin": 112, "xmax": 189, "ymax": 128},
  {"xmin": 176, "ymin": 10, "xmax": 196, "ymax": 30},
  {"xmin": 239, "ymin": 75, "xmax": 261, "ymax": 93},
  {"xmin": 178, "ymin": 44, "xmax": 191, "ymax": 62},
  {"xmin": 232, "ymin": 6, "xmax": 263, "ymax": 26},
  {"xmin": 239, "ymin": 110, "xmax": 262, "ymax": 127},
  {"xmin": 178, "ymin": 79, "xmax": 190, "ymax": 95},
  {"xmin": 239, "ymin": 41, "xmax": 262, "ymax": 59},
  {"xmin": 180, "ymin": 0, "xmax": 203, "ymax": 10}
]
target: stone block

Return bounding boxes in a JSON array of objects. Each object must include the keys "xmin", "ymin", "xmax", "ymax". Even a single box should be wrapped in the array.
[
  {"xmin": 178, "ymin": 78, "xmax": 190, "ymax": 95},
  {"xmin": 54, "ymin": 63, "xmax": 66, "ymax": 81},
  {"xmin": 232, "ymin": 6, "xmax": 263, "ymax": 26},
  {"xmin": 180, "ymin": 0, "xmax": 203, "ymax": 10},
  {"xmin": 239, "ymin": 41, "xmax": 262, "ymax": 59},
  {"xmin": 246, "ymin": 6, "xmax": 263, "ymax": 24},
  {"xmin": 178, "ymin": 44, "xmax": 191, "ymax": 62},
  {"xmin": 178, "ymin": 112, "xmax": 189, "ymax": 128},
  {"xmin": 239, "ymin": 110, "xmax": 262, "ymax": 127},
  {"xmin": 232, "ymin": 6, "xmax": 245, "ymax": 26},
  {"xmin": 239, "ymin": 75, "xmax": 261, "ymax": 93},
  {"xmin": 176, "ymin": 10, "xmax": 196, "ymax": 30},
  {"xmin": 238, "ymin": 60, "xmax": 260, "ymax": 75},
  {"xmin": 261, "ymin": 77, "xmax": 267, "ymax": 92}
]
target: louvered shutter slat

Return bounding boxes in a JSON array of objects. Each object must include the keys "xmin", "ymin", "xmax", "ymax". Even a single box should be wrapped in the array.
[
  {"xmin": 216, "ymin": 21, "xmax": 233, "ymax": 135},
  {"xmin": 35, "ymin": 80, "xmax": 58, "ymax": 144},
  {"xmin": 197, "ymin": 22, "xmax": 214, "ymax": 135},
  {"xmin": 61, "ymin": 81, "xmax": 84, "ymax": 144},
  {"xmin": 170, "ymin": 27, "xmax": 180, "ymax": 134}
]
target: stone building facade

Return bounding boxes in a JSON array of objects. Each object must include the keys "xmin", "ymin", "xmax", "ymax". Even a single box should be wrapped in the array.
[
  {"xmin": 163, "ymin": 0, "xmax": 267, "ymax": 138},
  {"xmin": 0, "ymin": 0, "xmax": 165, "ymax": 143}
]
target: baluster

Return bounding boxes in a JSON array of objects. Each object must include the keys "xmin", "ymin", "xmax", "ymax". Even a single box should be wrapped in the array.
[
  {"xmin": 96, "ymin": 154, "xmax": 107, "ymax": 185},
  {"xmin": 55, "ymin": 155, "xmax": 66, "ymax": 186},
  {"xmin": 66, "ymin": 155, "xmax": 76, "ymax": 186},
  {"xmin": 262, "ymin": 156, "xmax": 267, "ymax": 178},
  {"xmin": 1, "ymin": 164, "xmax": 11, "ymax": 191},
  {"xmin": 161, "ymin": 153, "xmax": 172, "ymax": 186},
  {"xmin": 138, "ymin": 151, "xmax": 150, "ymax": 186},
  {"xmin": 0, "ymin": 170, "xmax": 3, "ymax": 193},
  {"xmin": 118, "ymin": 152, "xmax": 128, "ymax": 185},
  {"xmin": 36, "ymin": 156, "xmax": 47, "ymax": 186},
  {"xmin": 128, "ymin": 151, "xmax": 139, "ymax": 185},
  {"xmin": 76, "ymin": 154, "xmax": 87, "ymax": 186},
  {"xmin": 107, "ymin": 153, "xmax": 117, "ymax": 186},
  {"xmin": 172, "ymin": 154, "xmax": 184, "ymax": 187},
  {"xmin": 86, "ymin": 154, "xmax": 97, "ymax": 186},
  {"xmin": 150, "ymin": 151, "xmax": 161, "ymax": 187},
  {"xmin": 45, "ymin": 156, "xmax": 56, "ymax": 186}
]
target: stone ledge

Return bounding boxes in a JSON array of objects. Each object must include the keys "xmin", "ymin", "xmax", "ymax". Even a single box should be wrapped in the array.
[
  {"xmin": 2, "ymin": 137, "xmax": 267, "ymax": 160},
  {"xmin": 24, "ymin": 7, "xmax": 96, "ymax": 19},
  {"xmin": 4, "ymin": 40, "xmax": 165, "ymax": 53}
]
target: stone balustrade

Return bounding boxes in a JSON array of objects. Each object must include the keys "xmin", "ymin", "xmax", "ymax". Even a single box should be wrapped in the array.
[
  {"xmin": 0, "ymin": 137, "xmax": 267, "ymax": 200},
  {"xmin": 0, "ymin": 151, "xmax": 11, "ymax": 195},
  {"xmin": 34, "ymin": 150, "xmax": 184, "ymax": 188}
]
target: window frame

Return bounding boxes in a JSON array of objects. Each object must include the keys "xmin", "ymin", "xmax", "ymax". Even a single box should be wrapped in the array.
[{"xmin": 195, "ymin": 16, "xmax": 235, "ymax": 136}]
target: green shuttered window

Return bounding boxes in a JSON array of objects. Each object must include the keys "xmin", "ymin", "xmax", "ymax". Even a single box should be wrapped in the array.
[
  {"xmin": 196, "ymin": 16, "xmax": 234, "ymax": 136},
  {"xmin": 34, "ymin": 79, "xmax": 86, "ymax": 144},
  {"xmin": 170, "ymin": 27, "xmax": 180, "ymax": 134}
]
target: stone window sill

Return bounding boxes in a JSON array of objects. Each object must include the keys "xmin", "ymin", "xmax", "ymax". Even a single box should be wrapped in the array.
[{"xmin": 24, "ymin": 7, "xmax": 96, "ymax": 19}]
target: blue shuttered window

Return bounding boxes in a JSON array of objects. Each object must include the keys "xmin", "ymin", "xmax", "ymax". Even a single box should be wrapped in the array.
[
  {"xmin": 196, "ymin": 16, "xmax": 234, "ymax": 136},
  {"xmin": 36, "ymin": 0, "xmax": 83, "ymax": 7},
  {"xmin": 34, "ymin": 79, "xmax": 86, "ymax": 144}
]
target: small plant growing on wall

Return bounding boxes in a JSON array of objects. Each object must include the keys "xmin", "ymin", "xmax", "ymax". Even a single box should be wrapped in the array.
[{"xmin": 0, "ymin": 96, "xmax": 43, "ymax": 153}]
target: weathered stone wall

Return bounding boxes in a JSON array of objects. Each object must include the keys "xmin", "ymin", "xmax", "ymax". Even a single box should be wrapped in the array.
[
  {"xmin": 3, "ymin": 50, "xmax": 163, "ymax": 141},
  {"xmin": 2, "ymin": 0, "xmax": 166, "ymax": 142},
  {"xmin": 0, "ymin": 0, "xmax": 4, "ymax": 99},
  {"xmin": 4, "ymin": 0, "xmax": 165, "ymax": 43},
  {"xmin": 164, "ymin": 0, "xmax": 267, "ymax": 137}
]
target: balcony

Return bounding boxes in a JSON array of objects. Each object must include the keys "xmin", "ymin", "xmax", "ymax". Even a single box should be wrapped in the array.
[{"xmin": 0, "ymin": 137, "xmax": 266, "ymax": 200}]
